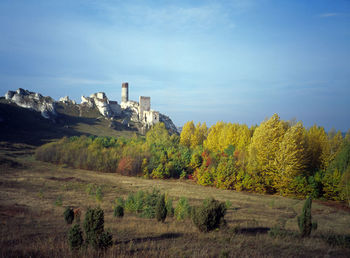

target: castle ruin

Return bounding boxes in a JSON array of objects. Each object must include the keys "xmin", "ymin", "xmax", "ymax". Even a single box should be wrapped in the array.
[{"xmin": 120, "ymin": 82, "xmax": 159, "ymax": 127}]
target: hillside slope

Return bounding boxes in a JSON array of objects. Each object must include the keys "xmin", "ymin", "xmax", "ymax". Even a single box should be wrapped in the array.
[{"xmin": 0, "ymin": 98, "xmax": 137, "ymax": 145}]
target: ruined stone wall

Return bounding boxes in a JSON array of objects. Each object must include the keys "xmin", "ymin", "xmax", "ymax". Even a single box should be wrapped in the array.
[
  {"xmin": 143, "ymin": 110, "xmax": 159, "ymax": 126},
  {"xmin": 139, "ymin": 96, "xmax": 150, "ymax": 120}
]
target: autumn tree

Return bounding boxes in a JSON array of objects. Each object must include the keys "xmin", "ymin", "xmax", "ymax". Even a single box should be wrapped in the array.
[
  {"xmin": 248, "ymin": 114, "xmax": 287, "ymax": 193},
  {"xmin": 306, "ymin": 125, "xmax": 330, "ymax": 172},
  {"xmin": 274, "ymin": 122, "xmax": 308, "ymax": 195},
  {"xmin": 180, "ymin": 121, "xmax": 195, "ymax": 148}
]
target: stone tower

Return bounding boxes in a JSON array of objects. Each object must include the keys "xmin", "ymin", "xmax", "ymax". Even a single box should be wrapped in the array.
[{"xmin": 121, "ymin": 82, "xmax": 129, "ymax": 103}]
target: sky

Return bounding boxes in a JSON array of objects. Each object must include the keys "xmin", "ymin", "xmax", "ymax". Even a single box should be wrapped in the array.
[{"xmin": 0, "ymin": 0, "xmax": 350, "ymax": 131}]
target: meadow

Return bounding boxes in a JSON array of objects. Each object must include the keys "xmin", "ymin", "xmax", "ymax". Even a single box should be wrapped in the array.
[{"xmin": 1, "ymin": 141, "xmax": 350, "ymax": 257}]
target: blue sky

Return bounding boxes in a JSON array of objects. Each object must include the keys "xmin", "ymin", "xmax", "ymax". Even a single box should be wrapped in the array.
[{"xmin": 1, "ymin": 0, "xmax": 349, "ymax": 131}]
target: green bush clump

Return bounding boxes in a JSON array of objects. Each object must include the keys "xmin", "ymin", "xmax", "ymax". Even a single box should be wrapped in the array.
[
  {"xmin": 95, "ymin": 186, "xmax": 103, "ymax": 202},
  {"xmin": 191, "ymin": 198, "xmax": 227, "ymax": 232},
  {"xmin": 64, "ymin": 207, "xmax": 74, "ymax": 224},
  {"xmin": 155, "ymin": 194, "xmax": 167, "ymax": 222},
  {"xmin": 123, "ymin": 189, "xmax": 163, "ymax": 218},
  {"xmin": 114, "ymin": 205, "xmax": 124, "ymax": 218},
  {"xmin": 174, "ymin": 197, "xmax": 191, "ymax": 221},
  {"xmin": 166, "ymin": 197, "xmax": 174, "ymax": 217},
  {"xmin": 68, "ymin": 224, "xmax": 83, "ymax": 250},
  {"xmin": 83, "ymin": 207, "xmax": 112, "ymax": 249},
  {"xmin": 297, "ymin": 197, "xmax": 317, "ymax": 237}
]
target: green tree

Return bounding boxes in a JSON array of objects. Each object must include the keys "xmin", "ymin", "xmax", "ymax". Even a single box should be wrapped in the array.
[
  {"xmin": 155, "ymin": 194, "xmax": 167, "ymax": 222},
  {"xmin": 68, "ymin": 224, "xmax": 84, "ymax": 250},
  {"xmin": 298, "ymin": 197, "xmax": 317, "ymax": 237}
]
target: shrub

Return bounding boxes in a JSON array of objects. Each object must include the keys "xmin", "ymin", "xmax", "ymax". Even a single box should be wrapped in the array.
[
  {"xmin": 83, "ymin": 207, "xmax": 105, "ymax": 248},
  {"xmin": 95, "ymin": 186, "xmax": 103, "ymax": 202},
  {"xmin": 166, "ymin": 197, "xmax": 175, "ymax": 217},
  {"xmin": 155, "ymin": 194, "xmax": 167, "ymax": 222},
  {"xmin": 174, "ymin": 197, "xmax": 191, "ymax": 221},
  {"xmin": 191, "ymin": 198, "xmax": 227, "ymax": 232},
  {"xmin": 114, "ymin": 205, "xmax": 124, "ymax": 218},
  {"xmin": 97, "ymin": 230, "xmax": 113, "ymax": 249},
  {"xmin": 297, "ymin": 197, "xmax": 317, "ymax": 237},
  {"xmin": 68, "ymin": 224, "xmax": 84, "ymax": 250},
  {"xmin": 64, "ymin": 207, "xmax": 74, "ymax": 225}
]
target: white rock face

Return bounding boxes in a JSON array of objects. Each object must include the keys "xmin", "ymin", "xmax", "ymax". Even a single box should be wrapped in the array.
[
  {"xmin": 59, "ymin": 96, "xmax": 76, "ymax": 105},
  {"xmin": 81, "ymin": 92, "xmax": 121, "ymax": 117},
  {"xmin": 3, "ymin": 88, "xmax": 178, "ymax": 134},
  {"xmin": 5, "ymin": 88, "xmax": 56, "ymax": 119}
]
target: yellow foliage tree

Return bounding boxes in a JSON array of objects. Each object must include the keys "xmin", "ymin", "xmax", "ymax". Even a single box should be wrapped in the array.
[
  {"xmin": 248, "ymin": 114, "xmax": 287, "ymax": 192},
  {"xmin": 274, "ymin": 122, "xmax": 308, "ymax": 194},
  {"xmin": 204, "ymin": 121, "xmax": 225, "ymax": 152},
  {"xmin": 190, "ymin": 122, "xmax": 208, "ymax": 148},
  {"xmin": 306, "ymin": 125, "xmax": 330, "ymax": 171},
  {"xmin": 328, "ymin": 129, "xmax": 343, "ymax": 164},
  {"xmin": 180, "ymin": 121, "xmax": 195, "ymax": 147}
]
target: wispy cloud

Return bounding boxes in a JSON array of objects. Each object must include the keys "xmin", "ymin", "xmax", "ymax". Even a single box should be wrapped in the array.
[
  {"xmin": 319, "ymin": 12, "xmax": 341, "ymax": 18},
  {"xmin": 57, "ymin": 77, "xmax": 114, "ymax": 85}
]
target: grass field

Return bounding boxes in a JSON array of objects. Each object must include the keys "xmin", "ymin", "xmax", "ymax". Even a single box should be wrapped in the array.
[{"xmin": 1, "ymin": 141, "xmax": 350, "ymax": 257}]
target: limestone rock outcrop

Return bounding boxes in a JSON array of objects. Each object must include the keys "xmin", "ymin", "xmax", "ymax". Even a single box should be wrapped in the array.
[
  {"xmin": 5, "ymin": 88, "xmax": 56, "ymax": 119},
  {"xmin": 4, "ymin": 88, "xmax": 178, "ymax": 134}
]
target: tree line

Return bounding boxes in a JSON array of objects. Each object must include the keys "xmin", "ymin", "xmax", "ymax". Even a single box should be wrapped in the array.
[{"xmin": 35, "ymin": 114, "xmax": 350, "ymax": 203}]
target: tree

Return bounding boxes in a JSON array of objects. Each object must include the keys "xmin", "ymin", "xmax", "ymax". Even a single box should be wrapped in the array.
[
  {"xmin": 248, "ymin": 114, "xmax": 287, "ymax": 192},
  {"xmin": 204, "ymin": 121, "xmax": 225, "ymax": 152},
  {"xmin": 306, "ymin": 125, "xmax": 330, "ymax": 172},
  {"xmin": 190, "ymin": 122, "xmax": 208, "ymax": 148},
  {"xmin": 180, "ymin": 121, "xmax": 195, "ymax": 147},
  {"xmin": 146, "ymin": 123, "xmax": 170, "ymax": 147},
  {"xmin": 297, "ymin": 197, "xmax": 317, "ymax": 237},
  {"xmin": 191, "ymin": 198, "xmax": 227, "ymax": 232},
  {"xmin": 83, "ymin": 207, "xmax": 105, "ymax": 248},
  {"xmin": 275, "ymin": 122, "xmax": 308, "ymax": 195},
  {"xmin": 155, "ymin": 194, "xmax": 167, "ymax": 222},
  {"xmin": 68, "ymin": 224, "xmax": 84, "ymax": 250}
]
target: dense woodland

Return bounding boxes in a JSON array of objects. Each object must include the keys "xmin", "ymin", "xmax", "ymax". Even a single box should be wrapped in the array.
[{"xmin": 36, "ymin": 114, "xmax": 350, "ymax": 203}]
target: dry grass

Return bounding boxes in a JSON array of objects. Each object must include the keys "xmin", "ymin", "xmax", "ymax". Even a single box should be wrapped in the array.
[{"xmin": 1, "ymin": 142, "xmax": 350, "ymax": 257}]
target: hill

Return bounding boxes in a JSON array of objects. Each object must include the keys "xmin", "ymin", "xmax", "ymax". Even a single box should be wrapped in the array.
[{"xmin": 0, "ymin": 97, "xmax": 137, "ymax": 145}]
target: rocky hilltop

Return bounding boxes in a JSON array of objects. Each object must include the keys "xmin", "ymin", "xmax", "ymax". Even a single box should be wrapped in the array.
[{"xmin": 4, "ymin": 87, "xmax": 178, "ymax": 135}]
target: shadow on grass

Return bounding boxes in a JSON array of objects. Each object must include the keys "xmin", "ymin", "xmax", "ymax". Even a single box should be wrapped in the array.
[
  {"xmin": 234, "ymin": 227, "xmax": 271, "ymax": 235},
  {"xmin": 115, "ymin": 233, "xmax": 183, "ymax": 245}
]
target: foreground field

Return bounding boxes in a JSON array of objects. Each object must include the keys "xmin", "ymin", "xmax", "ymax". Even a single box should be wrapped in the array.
[{"xmin": 1, "ymin": 142, "xmax": 350, "ymax": 257}]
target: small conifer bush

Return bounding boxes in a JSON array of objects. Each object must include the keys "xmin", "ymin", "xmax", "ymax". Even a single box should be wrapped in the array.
[
  {"xmin": 97, "ymin": 230, "xmax": 113, "ymax": 249},
  {"xmin": 83, "ymin": 207, "xmax": 105, "ymax": 248},
  {"xmin": 64, "ymin": 207, "xmax": 74, "ymax": 225},
  {"xmin": 298, "ymin": 197, "xmax": 317, "ymax": 237},
  {"xmin": 114, "ymin": 205, "xmax": 124, "ymax": 218},
  {"xmin": 166, "ymin": 197, "xmax": 175, "ymax": 217},
  {"xmin": 174, "ymin": 197, "xmax": 191, "ymax": 221},
  {"xmin": 192, "ymin": 198, "xmax": 227, "ymax": 232},
  {"xmin": 68, "ymin": 224, "xmax": 83, "ymax": 250},
  {"xmin": 155, "ymin": 194, "xmax": 167, "ymax": 222}
]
